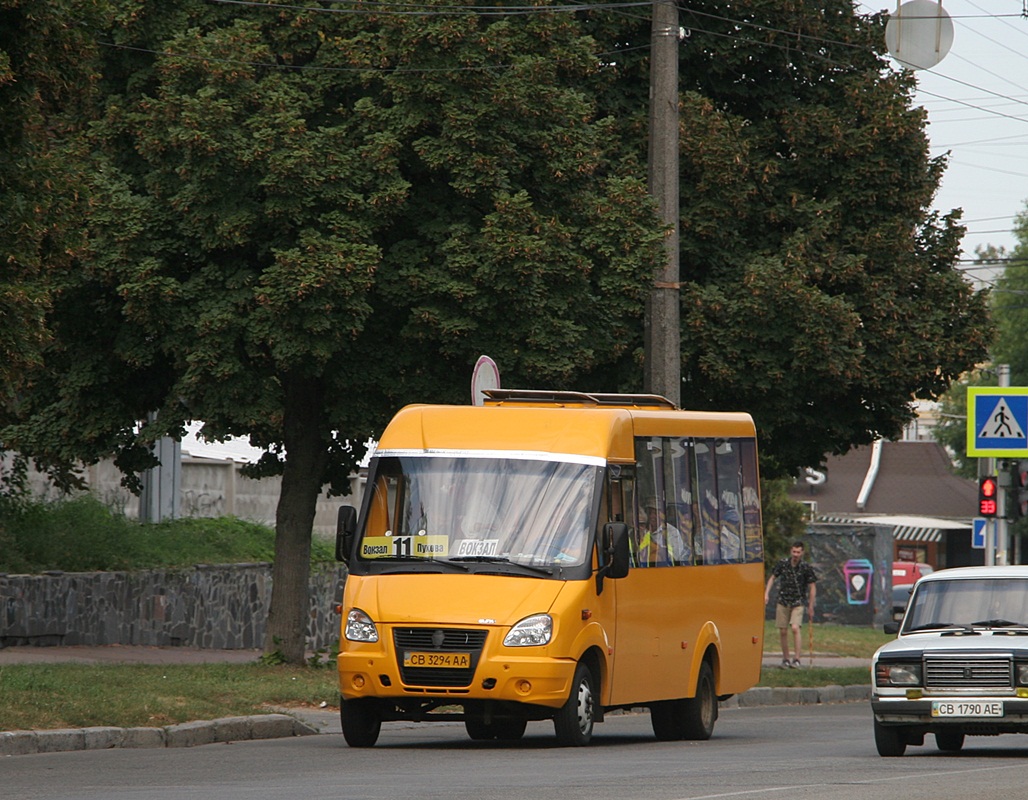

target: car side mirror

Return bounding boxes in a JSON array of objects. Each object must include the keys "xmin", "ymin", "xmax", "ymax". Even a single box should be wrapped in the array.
[
  {"xmin": 883, "ymin": 621, "xmax": 900, "ymax": 635},
  {"xmin": 336, "ymin": 505, "xmax": 357, "ymax": 563},
  {"xmin": 600, "ymin": 520, "xmax": 629, "ymax": 584}
]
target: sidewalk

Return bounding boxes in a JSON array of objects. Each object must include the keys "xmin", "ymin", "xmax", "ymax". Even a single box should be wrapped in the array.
[
  {"xmin": 0, "ymin": 644, "xmax": 870, "ymax": 757},
  {"xmin": 760, "ymin": 652, "xmax": 869, "ymax": 670},
  {"xmin": 0, "ymin": 644, "xmax": 263, "ymax": 666}
]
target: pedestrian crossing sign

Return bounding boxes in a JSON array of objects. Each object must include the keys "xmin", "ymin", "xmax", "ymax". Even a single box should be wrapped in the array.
[{"xmin": 967, "ymin": 387, "xmax": 1028, "ymax": 457}]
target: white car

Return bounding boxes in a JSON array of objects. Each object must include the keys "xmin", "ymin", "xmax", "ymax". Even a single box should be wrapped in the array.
[{"xmin": 872, "ymin": 566, "xmax": 1028, "ymax": 757}]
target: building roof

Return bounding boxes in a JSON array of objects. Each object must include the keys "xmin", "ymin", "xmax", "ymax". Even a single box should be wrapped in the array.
[{"xmin": 789, "ymin": 440, "xmax": 977, "ymax": 521}]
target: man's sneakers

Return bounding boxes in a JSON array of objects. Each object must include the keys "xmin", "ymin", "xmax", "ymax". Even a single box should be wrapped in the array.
[{"xmin": 781, "ymin": 658, "xmax": 803, "ymax": 668}]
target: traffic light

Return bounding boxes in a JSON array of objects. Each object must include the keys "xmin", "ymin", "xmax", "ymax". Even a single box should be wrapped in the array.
[
  {"xmin": 1008, "ymin": 461, "xmax": 1028, "ymax": 521},
  {"xmin": 979, "ymin": 475, "xmax": 999, "ymax": 517}
]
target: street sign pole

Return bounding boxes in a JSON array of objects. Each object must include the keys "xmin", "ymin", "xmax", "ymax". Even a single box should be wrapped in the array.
[
  {"xmin": 998, "ymin": 366, "xmax": 1010, "ymax": 566},
  {"xmin": 967, "ymin": 373, "xmax": 1028, "ymax": 567}
]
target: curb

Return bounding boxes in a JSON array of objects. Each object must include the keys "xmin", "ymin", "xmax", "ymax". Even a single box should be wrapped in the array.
[
  {"xmin": 2, "ymin": 687, "xmax": 871, "ymax": 757},
  {"xmin": 0, "ymin": 713, "xmax": 317, "ymax": 758},
  {"xmin": 721, "ymin": 683, "xmax": 871, "ymax": 709}
]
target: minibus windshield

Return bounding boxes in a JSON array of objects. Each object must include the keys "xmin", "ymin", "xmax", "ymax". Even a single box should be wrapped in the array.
[{"xmin": 356, "ymin": 452, "xmax": 601, "ymax": 570}]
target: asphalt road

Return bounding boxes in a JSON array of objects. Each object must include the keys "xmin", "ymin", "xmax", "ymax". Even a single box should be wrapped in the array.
[{"xmin": 7, "ymin": 703, "xmax": 1028, "ymax": 800}]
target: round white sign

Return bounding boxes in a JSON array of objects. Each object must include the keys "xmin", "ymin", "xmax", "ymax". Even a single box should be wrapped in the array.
[{"xmin": 885, "ymin": 0, "xmax": 953, "ymax": 71}]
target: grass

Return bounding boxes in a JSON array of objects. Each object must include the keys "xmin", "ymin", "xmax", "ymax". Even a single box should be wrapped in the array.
[
  {"xmin": 0, "ymin": 621, "xmax": 887, "ymax": 732},
  {"xmin": 762, "ymin": 620, "xmax": 892, "ymax": 658},
  {"xmin": 759, "ymin": 666, "xmax": 870, "ymax": 687},
  {"xmin": 756, "ymin": 620, "xmax": 889, "ymax": 688},
  {"xmin": 0, "ymin": 495, "xmax": 334, "ymax": 573},
  {"xmin": 0, "ymin": 662, "xmax": 339, "ymax": 732}
]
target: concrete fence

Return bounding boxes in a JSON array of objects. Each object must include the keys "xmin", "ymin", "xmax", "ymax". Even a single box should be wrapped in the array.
[{"xmin": 0, "ymin": 563, "xmax": 347, "ymax": 651}]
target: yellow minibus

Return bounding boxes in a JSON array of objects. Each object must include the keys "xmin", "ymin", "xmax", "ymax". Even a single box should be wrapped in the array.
[{"xmin": 335, "ymin": 389, "xmax": 764, "ymax": 746}]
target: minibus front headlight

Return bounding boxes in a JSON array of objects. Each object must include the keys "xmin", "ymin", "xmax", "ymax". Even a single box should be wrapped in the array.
[
  {"xmin": 344, "ymin": 608, "xmax": 379, "ymax": 643},
  {"xmin": 504, "ymin": 614, "xmax": 553, "ymax": 647}
]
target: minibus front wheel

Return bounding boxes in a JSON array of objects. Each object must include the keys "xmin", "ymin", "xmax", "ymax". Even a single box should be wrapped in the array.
[
  {"xmin": 341, "ymin": 697, "xmax": 382, "ymax": 748},
  {"xmin": 680, "ymin": 660, "xmax": 717, "ymax": 740},
  {"xmin": 553, "ymin": 662, "xmax": 596, "ymax": 747}
]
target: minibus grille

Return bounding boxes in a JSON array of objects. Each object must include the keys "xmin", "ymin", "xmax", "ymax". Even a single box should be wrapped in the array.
[{"xmin": 393, "ymin": 628, "xmax": 488, "ymax": 687}]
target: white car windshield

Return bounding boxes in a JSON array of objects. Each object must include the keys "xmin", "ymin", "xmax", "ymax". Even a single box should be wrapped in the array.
[
  {"xmin": 356, "ymin": 453, "xmax": 601, "ymax": 570},
  {"xmin": 904, "ymin": 578, "xmax": 1028, "ymax": 632}
]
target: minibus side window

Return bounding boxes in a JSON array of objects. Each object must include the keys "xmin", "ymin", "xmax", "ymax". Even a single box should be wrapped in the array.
[
  {"xmin": 695, "ymin": 440, "xmax": 721, "ymax": 565},
  {"xmin": 715, "ymin": 440, "xmax": 743, "ymax": 564},
  {"xmin": 634, "ymin": 438, "xmax": 660, "ymax": 567},
  {"xmin": 634, "ymin": 437, "xmax": 692, "ymax": 567},
  {"xmin": 668, "ymin": 437, "xmax": 695, "ymax": 566},
  {"xmin": 739, "ymin": 439, "xmax": 764, "ymax": 562}
]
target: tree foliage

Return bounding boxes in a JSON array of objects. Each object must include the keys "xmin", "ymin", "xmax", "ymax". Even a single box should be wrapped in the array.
[
  {"xmin": 585, "ymin": 0, "xmax": 992, "ymax": 475},
  {"xmin": 0, "ymin": 0, "xmax": 105, "ymax": 398},
  {"xmin": 989, "ymin": 205, "xmax": 1028, "ymax": 384},
  {"xmin": 1, "ymin": 0, "xmax": 662, "ymax": 662},
  {"xmin": 933, "ymin": 207, "xmax": 1028, "ymax": 479}
]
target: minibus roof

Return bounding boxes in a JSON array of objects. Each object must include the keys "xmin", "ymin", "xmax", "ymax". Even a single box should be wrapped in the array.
[{"xmin": 377, "ymin": 391, "xmax": 755, "ymax": 462}]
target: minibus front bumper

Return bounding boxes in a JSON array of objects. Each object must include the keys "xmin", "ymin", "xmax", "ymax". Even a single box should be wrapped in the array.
[{"xmin": 338, "ymin": 631, "xmax": 577, "ymax": 710}]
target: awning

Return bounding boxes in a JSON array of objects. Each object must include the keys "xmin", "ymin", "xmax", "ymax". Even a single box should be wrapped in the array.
[{"xmin": 817, "ymin": 514, "xmax": 970, "ymax": 544}]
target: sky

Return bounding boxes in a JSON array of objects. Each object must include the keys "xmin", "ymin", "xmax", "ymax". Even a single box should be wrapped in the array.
[{"xmin": 860, "ymin": 0, "xmax": 1028, "ymax": 286}]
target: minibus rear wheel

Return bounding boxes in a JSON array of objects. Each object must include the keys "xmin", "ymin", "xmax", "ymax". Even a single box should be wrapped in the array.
[
  {"xmin": 340, "ymin": 697, "xmax": 382, "ymax": 747},
  {"xmin": 553, "ymin": 662, "xmax": 596, "ymax": 746}
]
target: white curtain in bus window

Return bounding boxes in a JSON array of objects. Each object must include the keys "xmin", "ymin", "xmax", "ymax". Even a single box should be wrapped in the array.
[
  {"xmin": 667, "ymin": 438, "xmax": 694, "ymax": 565},
  {"xmin": 634, "ymin": 437, "xmax": 665, "ymax": 567},
  {"xmin": 715, "ymin": 440, "xmax": 743, "ymax": 563},
  {"xmin": 694, "ymin": 440, "xmax": 721, "ymax": 564},
  {"xmin": 738, "ymin": 440, "xmax": 763, "ymax": 562}
]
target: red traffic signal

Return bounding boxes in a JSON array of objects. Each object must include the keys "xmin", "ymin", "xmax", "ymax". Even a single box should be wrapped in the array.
[{"xmin": 979, "ymin": 476, "xmax": 999, "ymax": 517}]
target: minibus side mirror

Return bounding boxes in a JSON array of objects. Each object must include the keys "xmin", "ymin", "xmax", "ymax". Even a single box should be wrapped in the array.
[
  {"xmin": 603, "ymin": 522, "xmax": 630, "ymax": 580},
  {"xmin": 336, "ymin": 505, "xmax": 358, "ymax": 563}
]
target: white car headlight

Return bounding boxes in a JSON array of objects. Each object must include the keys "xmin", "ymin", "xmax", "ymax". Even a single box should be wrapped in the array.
[
  {"xmin": 344, "ymin": 608, "xmax": 379, "ymax": 642},
  {"xmin": 875, "ymin": 662, "xmax": 922, "ymax": 686},
  {"xmin": 504, "ymin": 614, "xmax": 552, "ymax": 647}
]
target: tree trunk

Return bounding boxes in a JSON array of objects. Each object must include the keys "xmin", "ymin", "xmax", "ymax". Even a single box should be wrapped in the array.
[{"xmin": 264, "ymin": 375, "xmax": 329, "ymax": 664}]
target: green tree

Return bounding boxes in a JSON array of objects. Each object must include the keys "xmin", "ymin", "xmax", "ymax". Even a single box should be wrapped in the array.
[
  {"xmin": 989, "ymin": 205, "xmax": 1028, "ymax": 384},
  {"xmin": 760, "ymin": 478, "xmax": 808, "ymax": 566},
  {"xmin": 0, "ymin": 0, "xmax": 105, "ymax": 399},
  {"xmin": 931, "ymin": 213, "xmax": 1028, "ymax": 480},
  {"xmin": 1, "ymin": 0, "xmax": 662, "ymax": 663},
  {"xmin": 932, "ymin": 370, "xmax": 989, "ymax": 480},
  {"xmin": 584, "ymin": 0, "xmax": 992, "ymax": 475}
]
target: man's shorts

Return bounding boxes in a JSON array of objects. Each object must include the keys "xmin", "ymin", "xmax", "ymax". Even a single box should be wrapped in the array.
[{"xmin": 776, "ymin": 603, "xmax": 804, "ymax": 628}]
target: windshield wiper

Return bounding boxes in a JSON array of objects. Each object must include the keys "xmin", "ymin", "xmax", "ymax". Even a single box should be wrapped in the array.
[
  {"xmin": 970, "ymin": 619, "xmax": 1028, "ymax": 631},
  {"xmin": 448, "ymin": 556, "xmax": 554, "ymax": 576},
  {"xmin": 368, "ymin": 556, "xmax": 470, "ymax": 572},
  {"xmin": 906, "ymin": 622, "xmax": 978, "ymax": 634}
]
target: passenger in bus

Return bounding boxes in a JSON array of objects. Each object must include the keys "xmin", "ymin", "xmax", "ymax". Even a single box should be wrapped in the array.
[{"xmin": 638, "ymin": 500, "xmax": 688, "ymax": 566}]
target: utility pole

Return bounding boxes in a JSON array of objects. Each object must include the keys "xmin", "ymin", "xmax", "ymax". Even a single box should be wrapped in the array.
[{"xmin": 644, "ymin": 0, "xmax": 681, "ymax": 407}]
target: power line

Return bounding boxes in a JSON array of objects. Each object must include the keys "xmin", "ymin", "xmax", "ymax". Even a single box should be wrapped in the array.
[{"xmin": 210, "ymin": 0, "xmax": 652, "ymax": 16}]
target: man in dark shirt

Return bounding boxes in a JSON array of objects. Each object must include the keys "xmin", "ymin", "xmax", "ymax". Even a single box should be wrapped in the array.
[{"xmin": 764, "ymin": 541, "xmax": 817, "ymax": 668}]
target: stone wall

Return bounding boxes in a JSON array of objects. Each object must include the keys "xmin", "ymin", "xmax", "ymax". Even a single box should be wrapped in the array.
[{"xmin": 0, "ymin": 564, "xmax": 347, "ymax": 651}]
